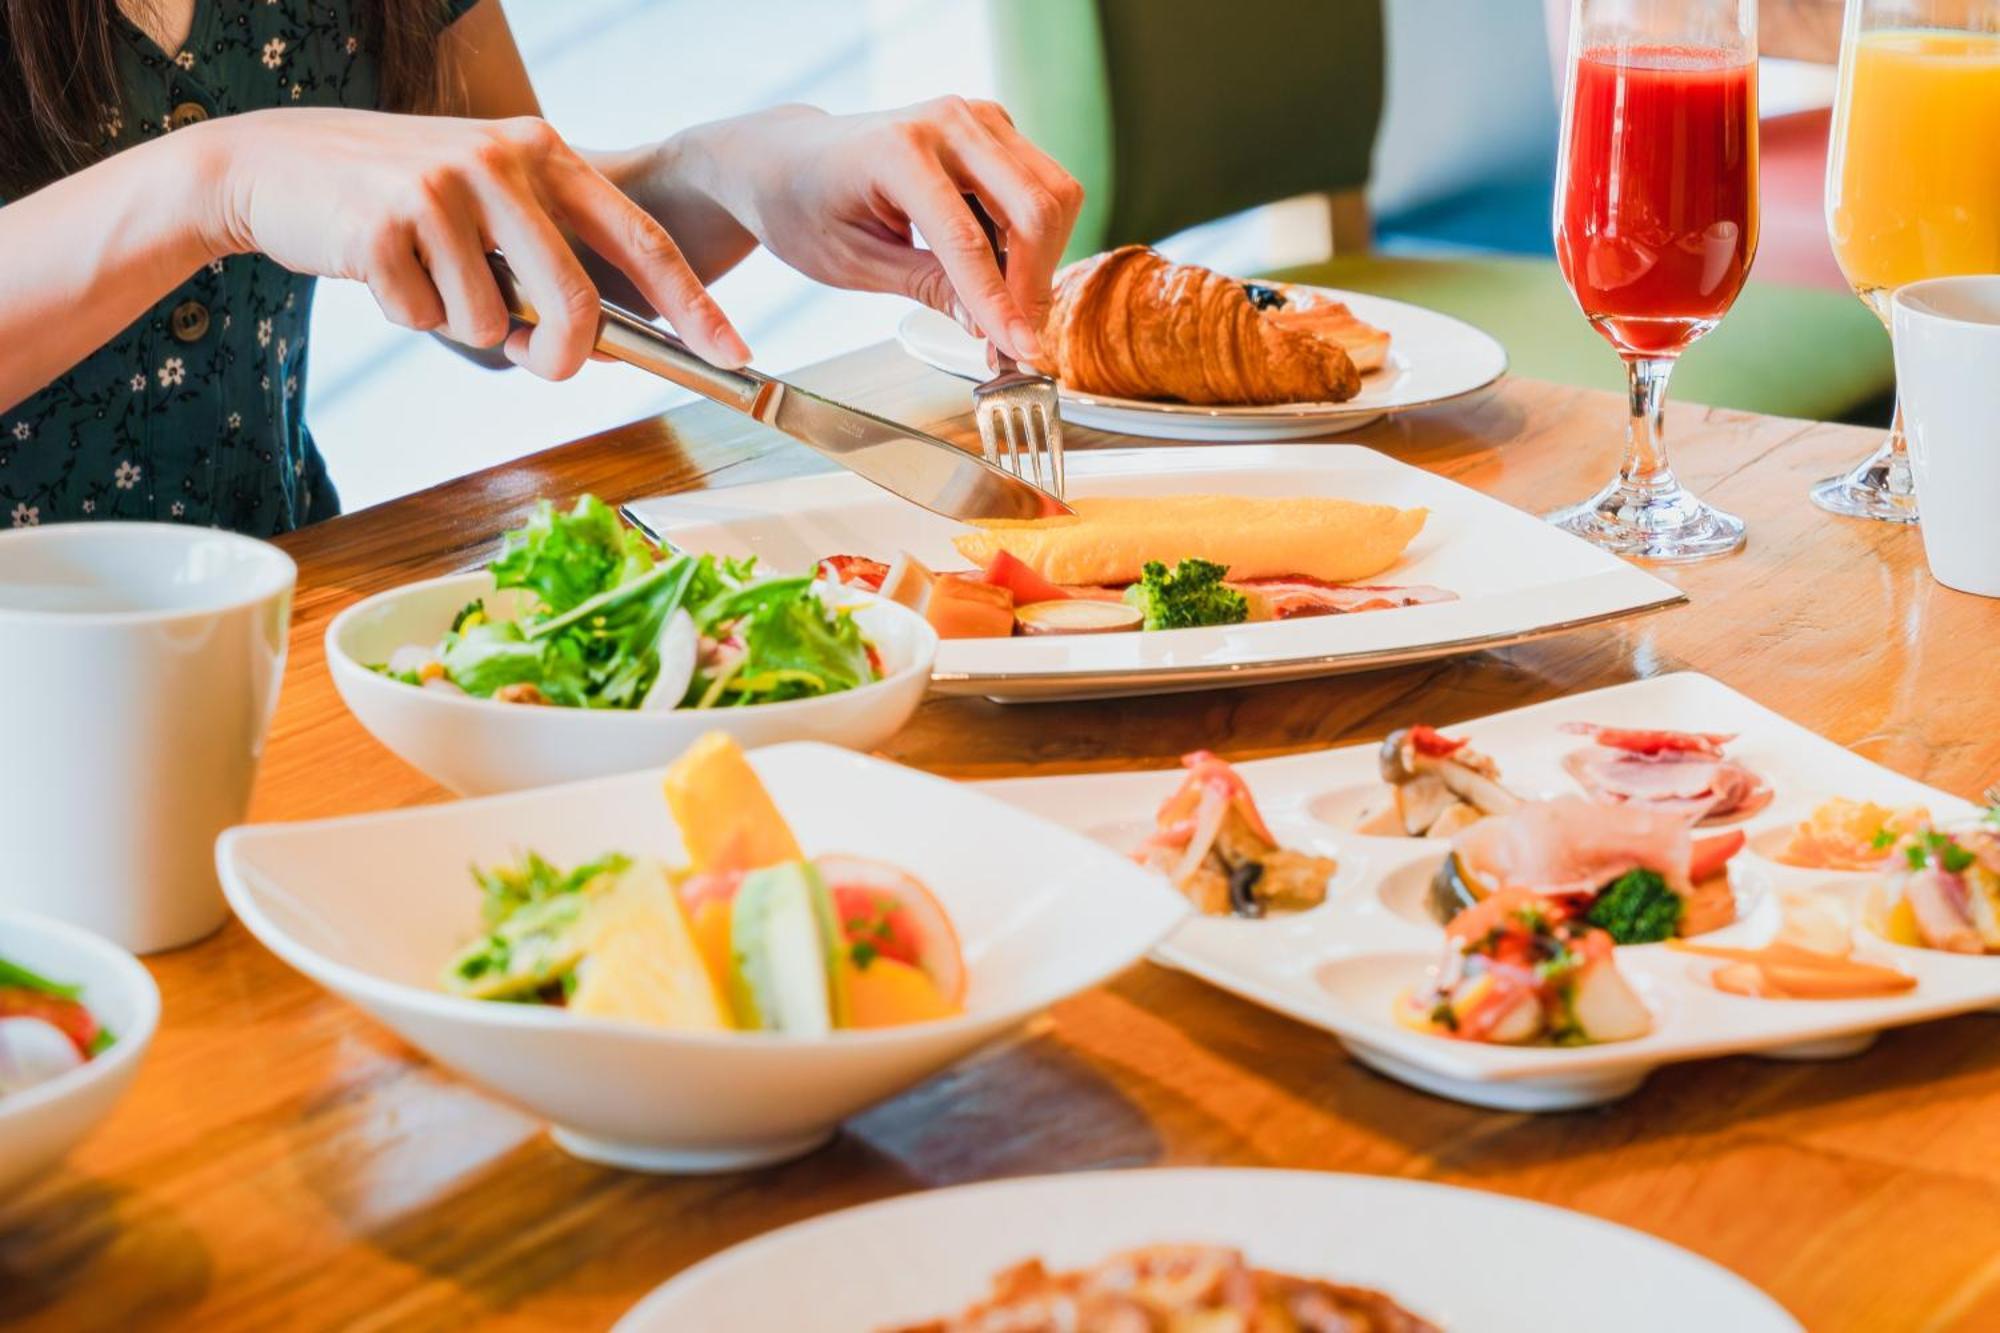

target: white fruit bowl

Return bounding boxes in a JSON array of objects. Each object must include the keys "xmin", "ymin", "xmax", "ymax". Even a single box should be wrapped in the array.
[
  {"xmin": 0, "ymin": 909, "xmax": 160, "ymax": 1200},
  {"xmin": 216, "ymin": 742, "xmax": 1188, "ymax": 1173},
  {"xmin": 326, "ymin": 572, "xmax": 938, "ymax": 796}
]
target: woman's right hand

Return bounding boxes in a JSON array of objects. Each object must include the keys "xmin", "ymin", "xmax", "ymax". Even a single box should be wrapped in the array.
[{"xmin": 196, "ymin": 107, "xmax": 750, "ymax": 378}]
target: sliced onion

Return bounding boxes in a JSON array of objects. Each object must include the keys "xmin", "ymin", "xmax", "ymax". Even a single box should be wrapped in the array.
[
  {"xmin": 642, "ymin": 609, "xmax": 699, "ymax": 711},
  {"xmin": 1166, "ymin": 785, "xmax": 1230, "ymax": 890}
]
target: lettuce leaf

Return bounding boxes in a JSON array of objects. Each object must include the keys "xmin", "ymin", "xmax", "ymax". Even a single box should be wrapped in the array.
[{"xmin": 489, "ymin": 495, "xmax": 655, "ymax": 616}]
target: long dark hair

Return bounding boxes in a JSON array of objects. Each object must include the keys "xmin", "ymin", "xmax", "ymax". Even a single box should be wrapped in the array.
[{"xmin": 0, "ymin": 0, "xmax": 462, "ymax": 198}]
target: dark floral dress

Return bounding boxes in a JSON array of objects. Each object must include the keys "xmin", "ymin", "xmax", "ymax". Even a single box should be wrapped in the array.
[{"xmin": 0, "ymin": 0, "xmax": 476, "ymax": 536}]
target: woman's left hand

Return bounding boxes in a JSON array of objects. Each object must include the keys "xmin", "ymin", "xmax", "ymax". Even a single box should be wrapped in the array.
[{"xmin": 669, "ymin": 100, "xmax": 1084, "ymax": 364}]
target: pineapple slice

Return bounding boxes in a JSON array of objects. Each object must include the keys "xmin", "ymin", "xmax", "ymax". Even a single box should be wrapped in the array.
[{"xmin": 568, "ymin": 859, "xmax": 732, "ymax": 1032}]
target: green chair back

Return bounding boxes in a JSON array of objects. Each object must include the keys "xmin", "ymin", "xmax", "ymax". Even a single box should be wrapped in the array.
[{"xmin": 988, "ymin": 0, "xmax": 1386, "ymax": 258}]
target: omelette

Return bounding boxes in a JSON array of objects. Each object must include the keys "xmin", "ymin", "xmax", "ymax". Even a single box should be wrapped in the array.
[{"xmin": 951, "ymin": 495, "xmax": 1428, "ymax": 587}]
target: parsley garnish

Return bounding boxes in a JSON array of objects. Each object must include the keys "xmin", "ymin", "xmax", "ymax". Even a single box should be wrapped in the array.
[{"xmin": 1907, "ymin": 831, "xmax": 1974, "ymax": 874}]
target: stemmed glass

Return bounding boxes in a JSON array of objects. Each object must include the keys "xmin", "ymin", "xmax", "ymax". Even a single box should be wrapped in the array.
[
  {"xmin": 1816, "ymin": 0, "xmax": 2000, "ymax": 522},
  {"xmin": 1550, "ymin": 0, "xmax": 1758, "ymax": 561}
]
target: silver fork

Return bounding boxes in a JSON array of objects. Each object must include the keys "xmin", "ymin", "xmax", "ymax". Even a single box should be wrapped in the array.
[{"xmin": 964, "ymin": 195, "xmax": 1065, "ymax": 499}]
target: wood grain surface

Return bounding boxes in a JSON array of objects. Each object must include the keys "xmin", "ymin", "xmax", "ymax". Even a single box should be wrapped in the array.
[{"xmin": 5, "ymin": 345, "xmax": 1997, "ymax": 1332}]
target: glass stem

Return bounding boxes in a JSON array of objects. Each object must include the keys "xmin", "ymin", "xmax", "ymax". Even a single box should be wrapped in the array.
[{"xmin": 1620, "ymin": 356, "xmax": 1678, "ymax": 497}]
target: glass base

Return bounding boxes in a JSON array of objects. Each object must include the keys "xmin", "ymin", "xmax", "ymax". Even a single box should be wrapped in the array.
[
  {"xmin": 1809, "ymin": 438, "xmax": 1918, "ymax": 524},
  {"xmin": 1547, "ymin": 476, "xmax": 1745, "ymax": 563}
]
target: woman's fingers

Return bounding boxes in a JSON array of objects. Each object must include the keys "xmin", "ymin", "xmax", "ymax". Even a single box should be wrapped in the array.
[
  {"xmin": 363, "ymin": 226, "xmax": 448, "ymax": 333},
  {"xmin": 886, "ymin": 157, "xmax": 1035, "ymax": 362},
  {"xmin": 412, "ymin": 178, "xmax": 513, "ymax": 349},
  {"xmin": 542, "ymin": 147, "xmax": 751, "ymax": 367},
  {"xmin": 467, "ymin": 162, "xmax": 603, "ymax": 379},
  {"xmin": 931, "ymin": 106, "xmax": 1080, "ymax": 343}
]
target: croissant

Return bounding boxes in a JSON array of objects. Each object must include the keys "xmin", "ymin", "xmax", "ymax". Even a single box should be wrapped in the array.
[{"xmin": 1035, "ymin": 246, "xmax": 1361, "ymax": 406}]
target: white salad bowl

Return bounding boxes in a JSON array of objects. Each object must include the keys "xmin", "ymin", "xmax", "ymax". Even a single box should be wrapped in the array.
[
  {"xmin": 216, "ymin": 742, "xmax": 1189, "ymax": 1173},
  {"xmin": 326, "ymin": 571, "xmax": 938, "ymax": 795},
  {"xmin": 0, "ymin": 909, "xmax": 160, "ymax": 1201}
]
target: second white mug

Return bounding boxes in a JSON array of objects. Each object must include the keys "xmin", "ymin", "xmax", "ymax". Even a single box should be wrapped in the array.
[{"xmin": 1893, "ymin": 276, "xmax": 2000, "ymax": 600}]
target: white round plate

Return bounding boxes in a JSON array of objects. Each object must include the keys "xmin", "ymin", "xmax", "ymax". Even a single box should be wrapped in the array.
[
  {"xmin": 617, "ymin": 1168, "xmax": 1798, "ymax": 1332},
  {"xmin": 896, "ymin": 285, "xmax": 1508, "ymax": 441}
]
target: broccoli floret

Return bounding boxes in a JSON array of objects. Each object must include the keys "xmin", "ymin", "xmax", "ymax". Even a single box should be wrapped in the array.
[
  {"xmin": 1122, "ymin": 558, "xmax": 1248, "ymax": 631},
  {"xmin": 1583, "ymin": 869, "xmax": 1684, "ymax": 944}
]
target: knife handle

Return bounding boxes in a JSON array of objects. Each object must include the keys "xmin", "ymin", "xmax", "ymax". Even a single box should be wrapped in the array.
[{"xmin": 487, "ymin": 253, "xmax": 775, "ymax": 418}]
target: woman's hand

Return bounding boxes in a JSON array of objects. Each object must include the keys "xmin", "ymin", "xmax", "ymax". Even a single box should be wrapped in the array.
[
  {"xmin": 666, "ymin": 100, "xmax": 1084, "ymax": 363},
  {"xmin": 199, "ymin": 107, "xmax": 750, "ymax": 378}
]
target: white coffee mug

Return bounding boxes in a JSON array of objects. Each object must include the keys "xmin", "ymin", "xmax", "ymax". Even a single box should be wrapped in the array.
[
  {"xmin": 1893, "ymin": 276, "xmax": 2000, "ymax": 599},
  {"xmin": 0, "ymin": 523, "xmax": 295, "ymax": 952}
]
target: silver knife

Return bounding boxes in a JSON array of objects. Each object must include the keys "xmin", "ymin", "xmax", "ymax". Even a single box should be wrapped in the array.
[{"xmin": 488, "ymin": 255, "xmax": 1071, "ymax": 521}]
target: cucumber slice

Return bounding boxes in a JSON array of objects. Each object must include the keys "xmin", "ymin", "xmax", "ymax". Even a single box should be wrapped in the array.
[{"xmin": 730, "ymin": 862, "xmax": 847, "ymax": 1034}]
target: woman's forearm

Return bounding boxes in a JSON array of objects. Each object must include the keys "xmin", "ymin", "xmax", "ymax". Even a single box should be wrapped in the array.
[
  {"xmin": 584, "ymin": 132, "xmax": 760, "ymax": 306},
  {"xmin": 0, "ymin": 127, "xmax": 229, "ymax": 413}
]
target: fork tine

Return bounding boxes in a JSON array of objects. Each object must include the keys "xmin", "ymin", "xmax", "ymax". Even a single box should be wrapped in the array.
[
  {"xmin": 999, "ymin": 402, "xmax": 1022, "ymax": 483},
  {"xmin": 975, "ymin": 400, "xmax": 1000, "ymax": 465},
  {"xmin": 1020, "ymin": 405, "xmax": 1047, "ymax": 491},
  {"xmin": 1048, "ymin": 404, "xmax": 1064, "ymax": 498}
]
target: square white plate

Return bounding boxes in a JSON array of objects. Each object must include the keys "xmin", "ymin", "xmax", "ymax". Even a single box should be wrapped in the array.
[
  {"xmin": 975, "ymin": 673, "xmax": 1993, "ymax": 1110},
  {"xmin": 624, "ymin": 445, "xmax": 1683, "ymax": 701}
]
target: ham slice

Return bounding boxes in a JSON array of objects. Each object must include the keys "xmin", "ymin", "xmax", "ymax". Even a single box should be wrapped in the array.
[
  {"xmin": 1452, "ymin": 796, "xmax": 1702, "ymax": 898},
  {"xmin": 1561, "ymin": 723, "xmax": 1772, "ymax": 824},
  {"xmin": 1234, "ymin": 577, "xmax": 1456, "ymax": 620}
]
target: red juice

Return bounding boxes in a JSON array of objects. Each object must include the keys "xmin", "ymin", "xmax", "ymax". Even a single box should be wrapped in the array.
[{"xmin": 1555, "ymin": 48, "xmax": 1758, "ymax": 357}]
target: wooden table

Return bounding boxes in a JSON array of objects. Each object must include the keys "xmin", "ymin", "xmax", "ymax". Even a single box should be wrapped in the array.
[{"xmin": 7, "ymin": 346, "xmax": 1998, "ymax": 1331}]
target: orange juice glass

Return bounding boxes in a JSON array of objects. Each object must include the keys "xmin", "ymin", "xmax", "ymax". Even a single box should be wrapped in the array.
[{"xmin": 1816, "ymin": 6, "xmax": 2000, "ymax": 523}]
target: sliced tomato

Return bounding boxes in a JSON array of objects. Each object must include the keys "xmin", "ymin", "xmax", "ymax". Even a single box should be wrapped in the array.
[
  {"xmin": 1689, "ymin": 828, "xmax": 1746, "ymax": 884},
  {"xmin": 817, "ymin": 554, "xmax": 889, "ymax": 591},
  {"xmin": 980, "ymin": 550, "xmax": 1071, "ymax": 606},
  {"xmin": 814, "ymin": 854, "xmax": 966, "ymax": 1005},
  {"xmin": 0, "ymin": 986, "xmax": 101, "ymax": 1059},
  {"xmin": 1407, "ymin": 725, "xmax": 1469, "ymax": 758}
]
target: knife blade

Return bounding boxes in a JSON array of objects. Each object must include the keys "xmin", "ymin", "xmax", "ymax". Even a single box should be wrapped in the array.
[{"xmin": 488, "ymin": 255, "xmax": 1071, "ymax": 522}]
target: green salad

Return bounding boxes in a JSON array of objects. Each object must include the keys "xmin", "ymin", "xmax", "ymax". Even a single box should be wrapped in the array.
[{"xmin": 375, "ymin": 496, "xmax": 879, "ymax": 710}]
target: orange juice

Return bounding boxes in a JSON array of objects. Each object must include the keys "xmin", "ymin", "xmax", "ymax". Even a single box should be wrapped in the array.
[{"xmin": 1827, "ymin": 29, "xmax": 2000, "ymax": 318}]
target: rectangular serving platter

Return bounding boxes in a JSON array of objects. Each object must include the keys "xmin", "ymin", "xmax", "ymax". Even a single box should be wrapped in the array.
[
  {"xmin": 624, "ymin": 444, "xmax": 1684, "ymax": 702},
  {"xmin": 975, "ymin": 673, "xmax": 1994, "ymax": 1110}
]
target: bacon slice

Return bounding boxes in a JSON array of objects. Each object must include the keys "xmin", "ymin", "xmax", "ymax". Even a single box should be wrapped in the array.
[{"xmin": 1234, "ymin": 577, "xmax": 1456, "ymax": 619}]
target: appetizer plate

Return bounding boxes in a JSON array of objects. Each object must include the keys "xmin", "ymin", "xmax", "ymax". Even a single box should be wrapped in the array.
[
  {"xmin": 217, "ymin": 742, "xmax": 1187, "ymax": 1172},
  {"xmin": 896, "ymin": 286, "xmax": 1508, "ymax": 441},
  {"xmin": 977, "ymin": 673, "xmax": 1993, "ymax": 1110},
  {"xmin": 327, "ymin": 574, "xmax": 937, "ymax": 795},
  {"xmin": 623, "ymin": 445, "xmax": 1684, "ymax": 703},
  {"xmin": 617, "ymin": 1168, "xmax": 1798, "ymax": 1331},
  {"xmin": 0, "ymin": 909, "xmax": 160, "ymax": 1202}
]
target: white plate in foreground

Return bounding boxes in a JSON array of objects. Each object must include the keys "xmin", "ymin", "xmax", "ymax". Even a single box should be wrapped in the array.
[
  {"xmin": 617, "ymin": 1168, "xmax": 1797, "ymax": 1332},
  {"xmin": 978, "ymin": 673, "xmax": 1992, "ymax": 1110},
  {"xmin": 897, "ymin": 283, "xmax": 1509, "ymax": 442},
  {"xmin": 623, "ymin": 445, "xmax": 1683, "ymax": 702}
]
